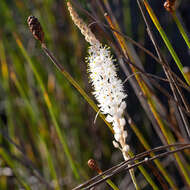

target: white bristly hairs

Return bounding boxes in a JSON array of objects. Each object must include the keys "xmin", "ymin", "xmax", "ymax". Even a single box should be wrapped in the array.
[
  {"xmin": 87, "ymin": 44, "xmax": 130, "ymax": 160},
  {"xmin": 67, "ymin": 2, "xmax": 130, "ymax": 161}
]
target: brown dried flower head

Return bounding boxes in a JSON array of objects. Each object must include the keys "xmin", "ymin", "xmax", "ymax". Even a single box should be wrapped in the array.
[
  {"xmin": 87, "ymin": 159, "xmax": 101, "ymax": 174},
  {"xmin": 164, "ymin": 0, "xmax": 176, "ymax": 12},
  {"xmin": 27, "ymin": 15, "xmax": 44, "ymax": 43}
]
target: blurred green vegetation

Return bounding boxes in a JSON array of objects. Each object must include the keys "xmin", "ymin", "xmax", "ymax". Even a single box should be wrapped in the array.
[
  {"xmin": 0, "ymin": 0, "xmax": 190, "ymax": 189},
  {"xmin": 0, "ymin": 0, "xmax": 114, "ymax": 189}
]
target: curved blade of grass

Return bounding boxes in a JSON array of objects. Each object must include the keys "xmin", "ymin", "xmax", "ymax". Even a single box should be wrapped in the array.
[
  {"xmin": 13, "ymin": 33, "xmax": 79, "ymax": 180},
  {"xmin": 143, "ymin": 0, "xmax": 190, "ymax": 86},
  {"xmin": 139, "ymin": 2, "xmax": 190, "ymax": 184}
]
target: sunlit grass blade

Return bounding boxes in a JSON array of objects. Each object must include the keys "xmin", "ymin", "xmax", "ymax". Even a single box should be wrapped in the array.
[
  {"xmin": 143, "ymin": 0, "xmax": 190, "ymax": 86},
  {"xmin": 171, "ymin": 12, "xmax": 190, "ymax": 49},
  {"xmin": 138, "ymin": 2, "xmax": 190, "ymax": 182}
]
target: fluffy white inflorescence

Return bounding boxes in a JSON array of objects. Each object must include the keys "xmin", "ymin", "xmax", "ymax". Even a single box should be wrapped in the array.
[
  {"xmin": 87, "ymin": 43, "xmax": 129, "ymax": 159},
  {"xmin": 67, "ymin": 1, "xmax": 130, "ymax": 160}
]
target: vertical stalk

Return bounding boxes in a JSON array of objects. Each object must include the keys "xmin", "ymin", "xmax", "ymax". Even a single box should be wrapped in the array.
[
  {"xmin": 171, "ymin": 12, "xmax": 190, "ymax": 49},
  {"xmin": 105, "ymin": 12, "xmax": 190, "ymax": 187},
  {"xmin": 142, "ymin": 0, "xmax": 190, "ymax": 185},
  {"xmin": 143, "ymin": 0, "xmax": 190, "ymax": 86},
  {"xmin": 137, "ymin": 0, "xmax": 190, "ymax": 139},
  {"xmin": 104, "ymin": 13, "xmax": 164, "ymax": 190}
]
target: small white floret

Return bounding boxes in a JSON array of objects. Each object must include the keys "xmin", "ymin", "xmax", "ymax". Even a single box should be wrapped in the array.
[
  {"xmin": 113, "ymin": 140, "xmax": 120, "ymax": 148},
  {"xmin": 123, "ymin": 144, "xmax": 130, "ymax": 152}
]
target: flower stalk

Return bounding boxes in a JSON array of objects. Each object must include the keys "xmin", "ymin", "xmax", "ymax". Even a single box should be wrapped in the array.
[{"xmin": 67, "ymin": 1, "xmax": 139, "ymax": 189}]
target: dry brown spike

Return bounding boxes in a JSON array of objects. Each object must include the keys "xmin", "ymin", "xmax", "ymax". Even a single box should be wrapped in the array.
[
  {"xmin": 164, "ymin": 0, "xmax": 176, "ymax": 12},
  {"xmin": 67, "ymin": 1, "xmax": 100, "ymax": 46},
  {"xmin": 27, "ymin": 15, "xmax": 44, "ymax": 43},
  {"xmin": 87, "ymin": 159, "xmax": 102, "ymax": 174}
]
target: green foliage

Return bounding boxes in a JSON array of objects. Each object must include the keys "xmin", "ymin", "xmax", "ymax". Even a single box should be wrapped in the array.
[{"xmin": 0, "ymin": 0, "xmax": 190, "ymax": 189}]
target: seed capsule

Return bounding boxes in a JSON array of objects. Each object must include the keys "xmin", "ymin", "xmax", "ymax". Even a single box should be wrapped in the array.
[
  {"xmin": 88, "ymin": 159, "xmax": 102, "ymax": 174},
  {"xmin": 164, "ymin": 0, "xmax": 176, "ymax": 12},
  {"xmin": 27, "ymin": 15, "xmax": 44, "ymax": 43}
]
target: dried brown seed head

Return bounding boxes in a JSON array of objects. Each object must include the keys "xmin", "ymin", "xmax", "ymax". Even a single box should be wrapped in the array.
[
  {"xmin": 164, "ymin": 0, "xmax": 176, "ymax": 12},
  {"xmin": 88, "ymin": 159, "xmax": 102, "ymax": 174},
  {"xmin": 27, "ymin": 15, "xmax": 44, "ymax": 43}
]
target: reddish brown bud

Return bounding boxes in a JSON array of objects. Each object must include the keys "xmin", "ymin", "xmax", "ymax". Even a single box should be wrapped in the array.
[
  {"xmin": 27, "ymin": 15, "xmax": 44, "ymax": 43},
  {"xmin": 164, "ymin": 0, "xmax": 176, "ymax": 12},
  {"xmin": 88, "ymin": 159, "xmax": 102, "ymax": 174}
]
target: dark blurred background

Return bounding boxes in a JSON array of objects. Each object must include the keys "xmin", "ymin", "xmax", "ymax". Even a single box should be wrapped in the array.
[{"xmin": 0, "ymin": 0, "xmax": 190, "ymax": 189}]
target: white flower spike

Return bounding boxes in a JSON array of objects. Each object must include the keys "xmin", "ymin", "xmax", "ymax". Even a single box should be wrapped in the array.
[
  {"xmin": 67, "ymin": 1, "xmax": 130, "ymax": 160},
  {"xmin": 87, "ymin": 43, "xmax": 130, "ymax": 159}
]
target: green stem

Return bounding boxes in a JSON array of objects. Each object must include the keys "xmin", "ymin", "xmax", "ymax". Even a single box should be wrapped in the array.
[
  {"xmin": 172, "ymin": 12, "xmax": 190, "ymax": 49},
  {"xmin": 129, "ymin": 169, "xmax": 141, "ymax": 190},
  {"xmin": 129, "ymin": 151, "xmax": 159, "ymax": 190},
  {"xmin": 41, "ymin": 44, "xmax": 114, "ymax": 133},
  {"xmin": 143, "ymin": 0, "xmax": 190, "ymax": 86},
  {"xmin": 105, "ymin": 179, "xmax": 120, "ymax": 190}
]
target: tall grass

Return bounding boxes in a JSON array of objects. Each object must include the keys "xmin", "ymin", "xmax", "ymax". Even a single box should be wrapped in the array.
[{"xmin": 0, "ymin": 0, "xmax": 190, "ymax": 189}]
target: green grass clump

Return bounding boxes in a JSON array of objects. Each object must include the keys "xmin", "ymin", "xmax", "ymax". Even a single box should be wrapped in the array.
[{"xmin": 0, "ymin": 0, "xmax": 190, "ymax": 189}]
